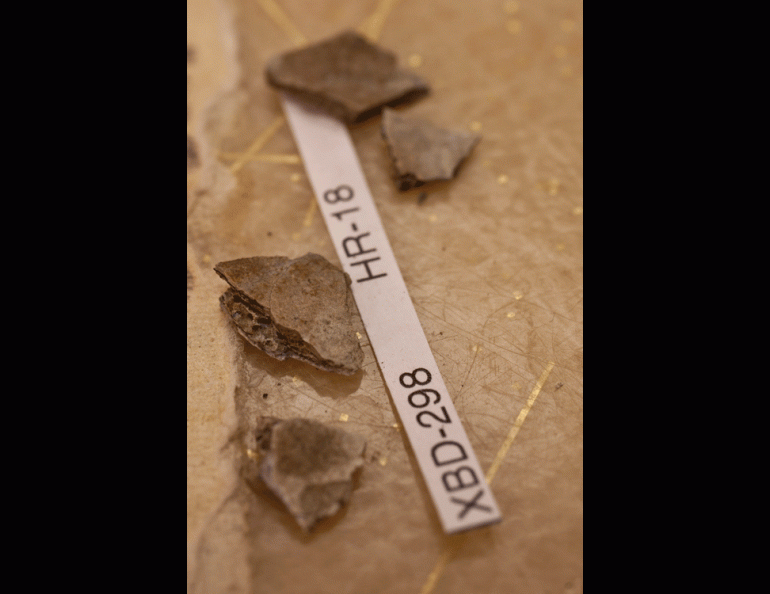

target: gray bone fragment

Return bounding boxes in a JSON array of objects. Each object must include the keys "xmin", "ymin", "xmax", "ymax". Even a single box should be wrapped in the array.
[
  {"xmin": 214, "ymin": 253, "xmax": 364, "ymax": 375},
  {"xmin": 256, "ymin": 417, "xmax": 366, "ymax": 531},
  {"xmin": 381, "ymin": 108, "xmax": 481, "ymax": 191},
  {"xmin": 266, "ymin": 30, "xmax": 430, "ymax": 123}
]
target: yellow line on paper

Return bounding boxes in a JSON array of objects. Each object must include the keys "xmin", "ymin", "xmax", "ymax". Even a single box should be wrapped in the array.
[
  {"xmin": 254, "ymin": 0, "xmax": 307, "ymax": 46},
  {"xmin": 229, "ymin": 116, "xmax": 286, "ymax": 174},
  {"xmin": 220, "ymin": 152, "xmax": 301, "ymax": 165},
  {"xmin": 302, "ymin": 198, "xmax": 317, "ymax": 227},
  {"xmin": 419, "ymin": 545, "xmax": 456, "ymax": 594},
  {"xmin": 418, "ymin": 361, "xmax": 555, "ymax": 594},
  {"xmin": 358, "ymin": 0, "xmax": 402, "ymax": 41},
  {"xmin": 485, "ymin": 361, "xmax": 555, "ymax": 484}
]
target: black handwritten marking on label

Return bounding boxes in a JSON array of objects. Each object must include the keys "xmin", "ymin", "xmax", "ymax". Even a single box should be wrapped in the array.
[
  {"xmin": 417, "ymin": 406, "xmax": 452, "ymax": 428},
  {"xmin": 331, "ymin": 207, "xmax": 360, "ymax": 221},
  {"xmin": 442, "ymin": 466, "xmax": 479, "ymax": 492},
  {"xmin": 431, "ymin": 440, "xmax": 467, "ymax": 466},
  {"xmin": 408, "ymin": 389, "xmax": 441, "ymax": 408},
  {"xmin": 451, "ymin": 489, "xmax": 492, "ymax": 519},
  {"xmin": 349, "ymin": 256, "xmax": 388, "ymax": 282},
  {"xmin": 324, "ymin": 185, "xmax": 388, "ymax": 283},
  {"xmin": 400, "ymin": 367, "xmax": 495, "ymax": 522},
  {"xmin": 342, "ymin": 232, "xmax": 377, "ymax": 259},
  {"xmin": 399, "ymin": 368, "xmax": 432, "ymax": 388},
  {"xmin": 323, "ymin": 185, "xmax": 354, "ymax": 204}
]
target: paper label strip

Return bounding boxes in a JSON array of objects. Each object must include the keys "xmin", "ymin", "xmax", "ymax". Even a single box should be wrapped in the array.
[{"xmin": 281, "ymin": 94, "xmax": 501, "ymax": 534}]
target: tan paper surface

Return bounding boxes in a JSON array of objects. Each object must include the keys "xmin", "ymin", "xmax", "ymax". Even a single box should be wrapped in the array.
[{"xmin": 187, "ymin": 1, "xmax": 583, "ymax": 592}]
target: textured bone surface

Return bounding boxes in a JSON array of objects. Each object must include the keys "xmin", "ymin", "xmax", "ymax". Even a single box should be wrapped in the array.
[
  {"xmin": 266, "ymin": 30, "xmax": 430, "ymax": 123},
  {"xmin": 381, "ymin": 108, "xmax": 481, "ymax": 190},
  {"xmin": 214, "ymin": 253, "xmax": 364, "ymax": 375},
  {"xmin": 256, "ymin": 416, "xmax": 366, "ymax": 531}
]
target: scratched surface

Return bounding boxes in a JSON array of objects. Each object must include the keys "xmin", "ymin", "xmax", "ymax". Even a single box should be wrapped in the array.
[{"xmin": 187, "ymin": 0, "xmax": 583, "ymax": 592}]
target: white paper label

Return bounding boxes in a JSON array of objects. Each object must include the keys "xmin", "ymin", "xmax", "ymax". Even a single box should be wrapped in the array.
[{"xmin": 281, "ymin": 93, "xmax": 501, "ymax": 533}]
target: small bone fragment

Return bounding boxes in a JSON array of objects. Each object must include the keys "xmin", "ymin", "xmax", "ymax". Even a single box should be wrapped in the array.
[
  {"xmin": 214, "ymin": 253, "xmax": 363, "ymax": 375},
  {"xmin": 256, "ymin": 417, "xmax": 366, "ymax": 531},
  {"xmin": 265, "ymin": 30, "xmax": 430, "ymax": 123},
  {"xmin": 380, "ymin": 108, "xmax": 481, "ymax": 190}
]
